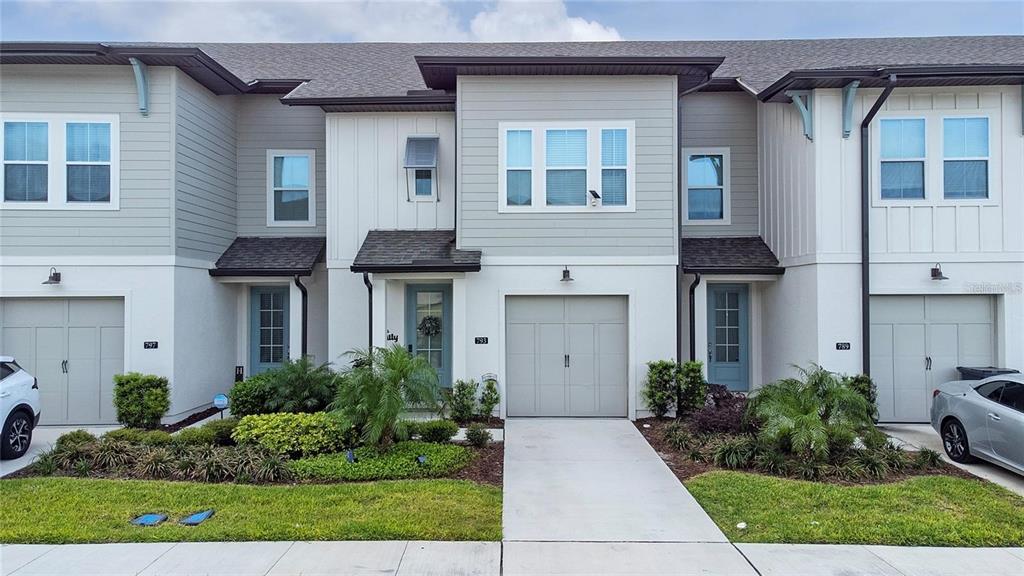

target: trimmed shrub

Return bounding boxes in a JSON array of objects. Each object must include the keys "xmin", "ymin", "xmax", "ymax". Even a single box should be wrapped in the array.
[
  {"xmin": 201, "ymin": 418, "xmax": 239, "ymax": 446},
  {"xmin": 140, "ymin": 430, "xmax": 174, "ymax": 447},
  {"xmin": 102, "ymin": 428, "xmax": 145, "ymax": 444},
  {"xmin": 450, "ymin": 379, "xmax": 478, "ymax": 424},
  {"xmin": 465, "ymin": 423, "xmax": 491, "ymax": 448},
  {"xmin": 228, "ymin": 373, "xmax": 274, "ymax": 417},
  {"xmin": 642, "ymin": 360, "xmax": 678, "ymax": 418},
  {"xmin": 479, "ymin": 378, "xmax": 500, "ymax": 419},
  {"xmin": 55, "ymin": 429, "xmax": 97, "ymax": 450},
  {"xmin": 691, "ymin": 384, "xmax": 748, "ymax": 434},
  {"xmin": 845, "ymin": 374, "xmax": 879, "ymax": 422},
  {"xmin": 289, "ymin": 441, "xmax": 471, "ymax": 481},
  {"xmin": 173, "ymin": 426, "xmax": 217, "ymax": 447},
  {"xmin": 113, "ymin": 372, "xmax": 170, "ymax": 430},
  {"xmin": 417, "ymin": 419, "xmax": 459, "ymax": 443},
  {"xmin": 232, "ymin": 412, "xmax": 355, "ymax": 457},
  {"xmin": 679, "ymin": 361, "xmax": 709, "ymax": 416}
]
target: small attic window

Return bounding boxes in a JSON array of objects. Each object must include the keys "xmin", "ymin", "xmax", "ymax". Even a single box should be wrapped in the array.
[
  {"xmin": 404, "ymin": 136, "xmax": 438, "ymax": 169},
  {"xmin": 404, "ymin": 136, "xmax": 439, "ymax": 202}
]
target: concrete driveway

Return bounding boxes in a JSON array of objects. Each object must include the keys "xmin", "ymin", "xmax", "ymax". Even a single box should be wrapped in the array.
[
  {"xmin": 502, "ymin": 418, "xmax": 727, "ymax": 542},
  {"xmin": 881, "ymin": 423, "xmax": 1024, "ymax": 497},
  {"xmin": 0, "ymin": 425, "xmax": 117, "ymax": 478}
]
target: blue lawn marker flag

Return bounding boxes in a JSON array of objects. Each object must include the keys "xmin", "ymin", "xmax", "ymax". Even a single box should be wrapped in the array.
[
  {"xmin": 416, "ymin": 455, "xmax": 427, "ymax": 465},
  {"xmin": 180, "ymin": 510, "xmax": 215, "ymax": 526},
  {"xmin": 130, "ymin": 513, "xmax": 167, "ymax": 527},
  {"xmin": 346, "ymin": 449, "xmax": 357, "ymax": 463}
]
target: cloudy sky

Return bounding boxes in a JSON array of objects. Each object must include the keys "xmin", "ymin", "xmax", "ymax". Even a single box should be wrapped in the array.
[{"xmin": 2, "ymin": 0, "xmax": 1021, "ymax": 43}]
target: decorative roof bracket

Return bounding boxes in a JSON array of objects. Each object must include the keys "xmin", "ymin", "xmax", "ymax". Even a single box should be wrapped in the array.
[
  {"xmin": 129, "ymin": 57, "xmax": 149, "ymax": 117},
  {"xmin": 785, "ymin": 90, "xmax": 813, "ymax": 141},
  {"xmin": 842, "ymin": 81, "xmax": 860, "ymax": 139}
]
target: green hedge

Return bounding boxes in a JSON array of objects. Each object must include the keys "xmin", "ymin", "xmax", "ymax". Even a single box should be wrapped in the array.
[
  {"xmin": 232, "ymin": 412, "xmax": 355, "ymax": 457},
  {"xmin": 112, "ymin": 373, "xmax": 170, "ymax": 430},
  {"xmin": 289, "ymin": 441, "xmax": 472, "ymax": 481}
]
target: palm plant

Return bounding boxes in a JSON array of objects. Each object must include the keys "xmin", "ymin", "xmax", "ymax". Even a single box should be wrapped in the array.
[
  {"xmin": 332, "ymin": 345, "xmax": 439, "ymax": 449},
  {"xmin": 264, "ymin": 356, "xmax": 337, "ymax": 413},
  {"xmin": 747, "ymin": 364, "xmax": 873, "ymax": 463}
]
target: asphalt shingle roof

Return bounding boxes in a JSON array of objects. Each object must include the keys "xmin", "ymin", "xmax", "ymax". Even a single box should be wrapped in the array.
[
  {"xmin": 682, "ymin": 237, "xmax": 783, "ymax": 274},
  {"xmin": 351, "ymin": 230, "xmax": 481, "ymax": 273},
  {"xmin": 114, "ymin": 36, "xmax": 1024, "ymax": 99},
  {"xmin": 210, "ymin": 236, "xmax": 325, "ymax": 276}
]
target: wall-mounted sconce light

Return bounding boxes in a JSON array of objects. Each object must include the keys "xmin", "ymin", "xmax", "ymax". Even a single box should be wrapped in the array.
[
  {"xmin": 930, "ymin": 263, "xmax": 948, "ymax": 281},
  {"xmin": 41, "ymin": 267, "xmax": 61, "ymax": 285},
  {"xmin": 560, "ymin": 266, "xmax": 574, "ymax": 282}
]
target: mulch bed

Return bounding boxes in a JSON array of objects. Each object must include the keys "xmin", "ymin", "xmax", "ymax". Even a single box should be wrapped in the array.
[
  {"xmin": 458, "ymin": 417, "xmax": 505, "ymax": 429},
  {"xmin": 635, "ymin": 417, "xmax": 977, "ymax": 486},
  {"xmin": 453, "ymin": 442, "xmax": 503, "ymax": 486},
  {"xmin": 160, "ymin": 407, "xmax": 221, "ymax": 433}
]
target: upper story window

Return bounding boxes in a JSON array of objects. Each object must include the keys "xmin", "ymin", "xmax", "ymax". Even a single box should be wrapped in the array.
[
  {"xmin": 0, "ymin": 113, "xmax": 119, "ymax": 210},
  {"xmin": 684, "ymin": 148, "xmax": 730, "ymax": 224},
  {"xmin": 943, "ymin": 117, "xmax": 988, "ymax": 199},
  {"xmin": 880, "ymin": 118, "xmax": 926, "ymax": 199},
  {"xmin": 404, "ymin": 136, "xmax": 438, "ymax": 202},
  {"xmin": 498, "ymin": 121, "xmax": 635, "ymax": 213},
  {"xmin": 267, "ymin": 149, "xmax": 315, "ymax": 226}
]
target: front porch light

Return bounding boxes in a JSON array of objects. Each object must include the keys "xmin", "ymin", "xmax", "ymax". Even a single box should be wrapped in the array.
[
  {"xmin": 930, "ymin": 263, "xmax": 948, "ymax": 281},
  {"xmin": 41, "ymin": 267, "xmax": 61, "ymax": 285},
  {"xmin": 560, "ymin": 266, "xmax": 574, "ymax": 282}
]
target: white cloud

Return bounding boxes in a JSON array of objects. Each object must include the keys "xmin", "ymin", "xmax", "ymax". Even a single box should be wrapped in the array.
[
  {"xmin": 8, "ymin": 0, "xmax": 620, "ymax": 43},
  {"xmin": 470, "ymin": 0, "xmax": 622, "ymax": 42}
]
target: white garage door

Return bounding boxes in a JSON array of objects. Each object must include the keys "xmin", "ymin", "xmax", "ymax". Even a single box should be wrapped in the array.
[
  {"xmin": 871, "ymin": 295, "xmax": 995, "ymax": 423},
  {"xmin": 506, "ymin": 296, "xmax": 627, "ymax": 417},
  {"xmin": 0, "ymin": 298, "xmax": 124, "ymax": 425}
]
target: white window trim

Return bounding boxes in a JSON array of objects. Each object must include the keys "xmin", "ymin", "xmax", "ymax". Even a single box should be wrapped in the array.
[
  {"xmin": 497, "ymin": 121, "xmax": 636, "ymax": 213},
  {"xmin": 266, "ymin": 149, "xmax": 316, "ymax": 227},
  {"xmin": 875, "ymin": 116, "xmax": 929, "ymax": 204},
  {"xmin": 407, "ymin": 168, "xmax": 437, "ymax": 202},
  {"xmin": 683, "ymin": 147, "xmax": 731, "ymax": 225},
  {"xmin": 0, "ymin": 112, "xmax": 120, "ymax": 211},
  {"xmin": 872, "ymin": 111, "xmax": 1000, "ymax": 208},
  {"xmin": 941, "ymin": 115, "xmax": 991, "ymax": 201}
]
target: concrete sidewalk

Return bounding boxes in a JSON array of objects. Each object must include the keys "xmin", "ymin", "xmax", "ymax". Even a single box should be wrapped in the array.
[
  {"xmin": 3, "ymin": 541, "xmax": 1023, "ymax": 576},
  {"xmin": 502, "ymin": 419, "xmax": 725, "ymax": 542}
]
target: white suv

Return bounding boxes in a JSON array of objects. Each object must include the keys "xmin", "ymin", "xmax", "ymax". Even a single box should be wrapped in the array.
[{"xmin": 1, "ymin": 356, "xmax": 41, "ymax": 460}]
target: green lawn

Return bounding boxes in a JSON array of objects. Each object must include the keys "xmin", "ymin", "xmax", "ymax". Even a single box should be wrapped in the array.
[
  {"xmin": 686, "ymin": 471, "xmax": 1024, "ymax": 547},
  {"xmin": 0, "ymin": 477, "xmax": 502, "ymax": 544}
]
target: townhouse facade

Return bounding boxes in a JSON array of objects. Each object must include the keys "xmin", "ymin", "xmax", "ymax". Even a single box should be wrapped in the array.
[{"xmin": 0, "ymin": 38, "xmax": 1020, "ymax": 425}]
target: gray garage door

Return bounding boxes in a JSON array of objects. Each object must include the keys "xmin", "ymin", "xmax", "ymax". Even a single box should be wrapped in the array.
[
  {"xmin": 0, "ymin": 298, "xmax": 124, "ymax": 425},
  {"xmin": 871, "ymin": 295, "xmax": 995, "ymax": 423},
  {"xmin": 506, "ymin": 296, "xmax": 627, "ymax": 417}
]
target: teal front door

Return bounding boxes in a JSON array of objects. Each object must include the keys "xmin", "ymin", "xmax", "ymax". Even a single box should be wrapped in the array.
[
  {"xmin": 406, "ymin": 284, "xmax": 452, "ymax": 387},
  {"xmin": 707, "ymin": 284, "xmax": 749, "ymax": 391},
  {"xmin": 250, "ymin": 286, "xmax": 289, "ymax": 375}
]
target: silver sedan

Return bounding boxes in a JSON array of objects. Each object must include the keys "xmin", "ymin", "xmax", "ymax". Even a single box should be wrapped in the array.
[{"xmin": 931, "ymin": 373, "xmax": 1024, "ymax": 476}]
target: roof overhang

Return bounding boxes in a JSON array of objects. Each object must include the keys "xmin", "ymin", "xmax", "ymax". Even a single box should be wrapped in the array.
[
  {"xmin": 682, "ymin": 266, "xmax": 785, "ymax": 275},
  {"xmin": 349, "ymin": 262, "xmax": 481, "ymax": 274},
  {"xmin": 281, "ymin": 92, "xmax": 456, "ymax": 112},
  {"xmin": 760, "ymin": 64, "xmax": 1024, "ymax": 102},
  {"xmin": 415, "ymin": 55, "xmax": 724, "ymax": 93}
]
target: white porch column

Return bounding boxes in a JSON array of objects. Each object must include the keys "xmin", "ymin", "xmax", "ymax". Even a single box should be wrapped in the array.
[
  {"xmin": 288, "ymin": 279, "xmax": 303, "ymax": 360},
  {"xmin": 452, "ymin": 276, "xmax": 467, "ymax": 383},
  {"xmin": 372, "ymin": 276, "xmax": 387, "ymax": 348},
  {"xmin": 693, "ymin": 280, "xmax": 709, "ymax": 377}
]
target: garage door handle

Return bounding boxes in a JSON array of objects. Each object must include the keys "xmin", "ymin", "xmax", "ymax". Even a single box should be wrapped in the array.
[
  {"xmin": 564, "ymin": 354, "xmax": 569, "ymax": 368},
  {"xmin": 988, "ymin": 413, "xmax": 1001, "ymax": 422},
  {"xmin": 925, "ymin": 356, "xmax": 932, "ymax": 370},
  {"xmin": 61, "ymin": 360, "xmax": 67, "ymax": 374}
]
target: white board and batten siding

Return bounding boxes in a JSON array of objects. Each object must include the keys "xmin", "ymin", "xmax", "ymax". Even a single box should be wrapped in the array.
[
  {"xmin": 456, "ymin": 75, "xmax": 678, "ymax": 259},
  {"xmin": 682, "ymin": 92, "xmax": 759, "ymax": 238},
  {"xmin": 0, "ymin": 64, "xmax": 174, "ymax": 256},
  {"xmin": 237, "ymin": 95, "xmax": 327, "ymax": 237},
  {"xmin": 325, "ymin": 113, "xmax": 456, "ymax": 263},
  {"xmin": 174, "ymin": 71, "xmax": 238, "ymax": 261}
]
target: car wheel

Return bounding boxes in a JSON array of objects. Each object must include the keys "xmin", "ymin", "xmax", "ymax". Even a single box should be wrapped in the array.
[
  {"xmin": 941, "ymin": 419, "xmax": 977, "ymax": 464},
  {"xmin": 1, "ymin": 411, "xmax": 33, "ymax": 460}
]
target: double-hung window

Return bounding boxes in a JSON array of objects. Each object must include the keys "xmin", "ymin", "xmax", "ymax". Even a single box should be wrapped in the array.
[
  {"xmin": 943, "ymin": 117, "xmax": 988, "ymax": 199},
  {"xmin": 684, "ymin": 148, "xmax": 730, "ymax": 223},
  {"xmin": 499, "ymin": 121, "xmax": 634, "ymax": 212},
  {"xmin": 1, "ymin": 113, "xmax": 119, "ymax": 209},
  {"xmin": 267, "ymin": 150, "xmax": 315, "ymax": 226},
  {"xmin": 880, "ymin": 119, "xmax": 926, "ymax": 199}
]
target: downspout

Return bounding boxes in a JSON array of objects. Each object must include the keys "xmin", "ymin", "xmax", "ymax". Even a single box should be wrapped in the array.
[
  {"xmin": 860, "ymin": 74, "xmax": 897, "ymax": 376},
  {"xmin": 293, "ymin": 275, "xmax": 308, "ymax": 357},
  {"xmin": 362, "ymin": 272, "xmax": 373, "ymax": 351},
  {"xmin": 688, "ymin": 273, "xmax": 702, "ymax": 361}
]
